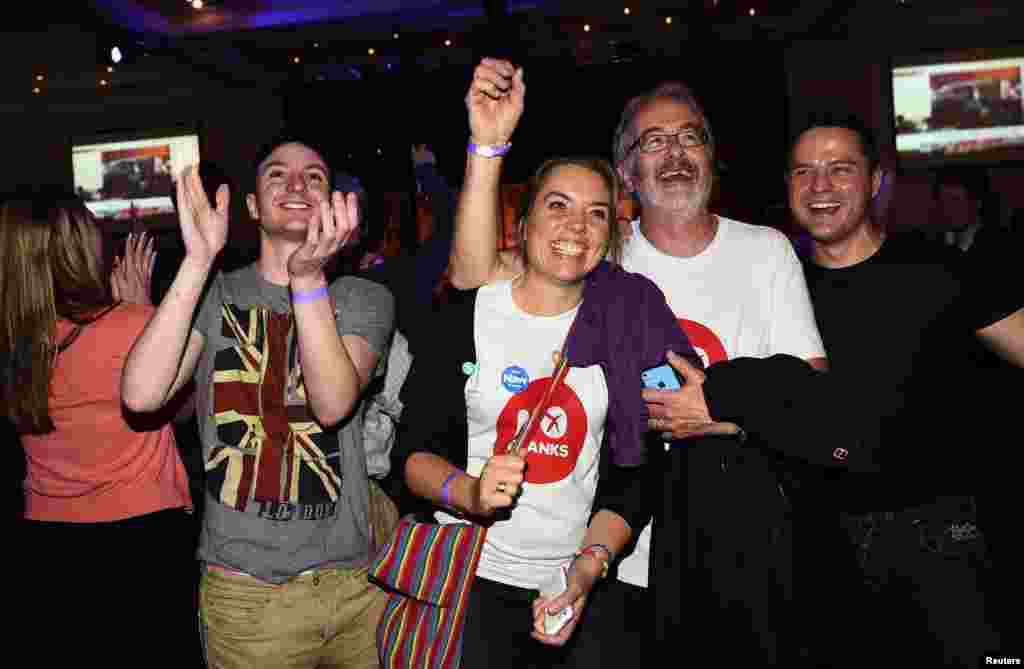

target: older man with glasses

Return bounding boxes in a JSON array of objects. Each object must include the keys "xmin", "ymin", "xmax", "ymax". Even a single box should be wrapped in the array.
[
  {"xmin": 449, "ymin": 64, "xmax": 827, "ymax": 665},
  {"xmin": 607, "ymin": 80, "xmax": 828, "ymax": 666}
]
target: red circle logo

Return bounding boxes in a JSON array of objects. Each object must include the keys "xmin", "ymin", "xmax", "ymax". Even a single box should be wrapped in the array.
[
  {"xmin": 495, "ymin": 378, "xmax": 588, "ymax": 484},
  {"xmin": 679, "ymin": 319, "xmax": 728, "ymax": 366}
]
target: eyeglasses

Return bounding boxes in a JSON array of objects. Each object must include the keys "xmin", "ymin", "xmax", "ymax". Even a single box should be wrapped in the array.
[{"xmin": 627, "ymin": 126, "xmax": 710, "ymax": 155}]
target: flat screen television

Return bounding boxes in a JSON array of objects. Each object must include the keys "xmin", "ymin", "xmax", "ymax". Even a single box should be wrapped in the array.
[
  {"xmin": 891, "ymin": 46, "xmax": 1024, "ymax": 168},
  {"xmin": 71, "ymin": 128, "xmax": 201, "ymax": 222}
]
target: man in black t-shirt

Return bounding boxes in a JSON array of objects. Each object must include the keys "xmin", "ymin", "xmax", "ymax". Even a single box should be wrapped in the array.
[{"xmin": 785, "ymin": 113, "xmax": 1023, "ymax": 667}]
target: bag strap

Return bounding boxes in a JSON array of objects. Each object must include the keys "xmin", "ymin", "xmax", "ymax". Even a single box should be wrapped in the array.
[
  {"xmin": 55, "ymin": 302, "xmax": 120, "ymax": 357},
  {"xmin": 55, "ymin": 326, "xmax": 84, "ymax": 356}
]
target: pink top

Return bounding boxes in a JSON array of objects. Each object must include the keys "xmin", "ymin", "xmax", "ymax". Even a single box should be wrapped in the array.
[{"xmin": 21, "ymin": 303, "xmax": 192, "ymax": 522}]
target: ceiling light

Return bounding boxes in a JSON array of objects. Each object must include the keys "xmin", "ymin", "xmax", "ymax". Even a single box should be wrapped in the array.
[
  {"xmin": 35, "ymin": 74, "xmax": 44, "ymax": 81},
  {"xmin": 191, "ymin": 0, "xmax": 204, "ymax": 9},
  {"xmin": 393, "ymin": 33, "xmax": 399, "ymax": 40},
  {"xmin": 293, "ymin": 56, "xmax": 301, "ymax": 64},
  {"xmin": 444, "ymin": 39, "xmax": 452, "ymax": 47},
  {"xmin": 32, "ymin": 87, "xmax": 41, "ymax": 94},
  {"xmin": 107, "ymin": 66, "xmax": 114, "ymax": 73},
  {"xmin": 749, "ymin": 8, "xmax": 756, "ymax": 16},
  {"xmin": 623, "ymin": 7, "xmax": 630, "ymax": 15},
  {"xmin": 665, "ymin": 16, "xmax": 673, "ymax": 25},
  {"xmin": 314, "ymin": 42, "xmax": 320, "ymax": 48},
  {"xmin": 100, "ymin": 79, "xmax": 108, "ymax": 86},
  {"xmin": 110, "ymin": 46, "xmax": 122, "ymax": 64},
  {"xmin": 583, "ymin": 23, "xmax": 591, "ymax": 32},
  {"xmin": 368, "ymin": 48, "xmax": 375, "ymax": 56}
]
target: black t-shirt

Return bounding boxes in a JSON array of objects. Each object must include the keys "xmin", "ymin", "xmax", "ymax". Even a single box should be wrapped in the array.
[
  {"xmin": 802, "ymin": 232, "xmax": 1015, "ymax": 509},
  {"xmin": 963, "ymin": 225, "xmax": 1024, "ymax": 370}
]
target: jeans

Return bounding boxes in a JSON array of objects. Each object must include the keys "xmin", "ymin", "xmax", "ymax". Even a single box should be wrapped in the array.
[
  {"xmin": 568, "ymin": 578, "xmax": 652, "ymax": 668},
  {"xmin": 461, "ymin": 576, "xmax": 587, "ymax": 669},
  {"xmin": 838, "ymin": 496, "xmax": 1000, "ymax": 668}
]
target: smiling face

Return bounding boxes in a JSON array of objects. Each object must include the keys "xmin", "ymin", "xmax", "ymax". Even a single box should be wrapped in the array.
[
  {"xmin": 787, "ymin": 126, "xmax": 881, "ymax": 246},
  {"xmin": 522, "ymin": 164, "xmax": 613, "ymax": 288},
  {"xmin": 619, "ymin": 97, "xmax": 713, "ymax": 221},
  {"xmin": 246, "ymin": 142, "xmax": 330, "ymax": 242}
]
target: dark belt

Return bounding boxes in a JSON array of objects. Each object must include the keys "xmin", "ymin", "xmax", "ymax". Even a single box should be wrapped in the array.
[{"xmin": 473, "ymin": 576, "xmax": 538, "ymax": 605}]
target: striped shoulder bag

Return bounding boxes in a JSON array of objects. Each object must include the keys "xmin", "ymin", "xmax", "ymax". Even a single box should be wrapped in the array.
[{"xmin": 370, "ymin": 353, "xmax": 571, "ymax": 669}]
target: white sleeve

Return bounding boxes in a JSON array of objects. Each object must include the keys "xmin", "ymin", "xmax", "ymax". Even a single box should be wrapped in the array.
[{"xmin": 767, "ymin": 232, "xmax": 826, "ymax": 360}]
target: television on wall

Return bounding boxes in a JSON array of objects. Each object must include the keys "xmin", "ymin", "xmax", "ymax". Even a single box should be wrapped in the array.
[
  {"xmin": 891, "ymin": 46, "xmax": 1024, "ymax": 168},
  {"xmin": 71, "ymin": 128, "xmax": 201, "ymax": 223}
]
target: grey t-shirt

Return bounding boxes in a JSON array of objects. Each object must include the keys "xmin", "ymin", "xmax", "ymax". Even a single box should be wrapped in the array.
[{"xmin": 192, "ymin": 264, "xmax": 394, "ymax": 583}]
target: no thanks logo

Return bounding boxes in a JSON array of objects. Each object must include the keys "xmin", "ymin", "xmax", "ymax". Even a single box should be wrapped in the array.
[{"xmin": 495, "ymin": 378, "xmax": 587, "ymax": 484}]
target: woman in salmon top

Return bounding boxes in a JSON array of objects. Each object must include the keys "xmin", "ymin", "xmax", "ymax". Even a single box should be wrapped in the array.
[{"xmin": 1, "ymin": 190, "xmax": 195, "ymax": 666}]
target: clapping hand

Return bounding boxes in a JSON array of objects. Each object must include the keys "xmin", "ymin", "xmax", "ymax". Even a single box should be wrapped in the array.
[
  {"xmin": 176, "ymin": 164, "xmax": 229, "ymax": 267},
  {"xmin": 110, "ymin": 231, "xmax": 156, "ymax": 305},
  {"xmin": 286, "ymin": 191, "xmax": 359, "ymax": 284},
  {"xmin": 465, "ymin": 57, "xmax": 525, "ymax": 146}
]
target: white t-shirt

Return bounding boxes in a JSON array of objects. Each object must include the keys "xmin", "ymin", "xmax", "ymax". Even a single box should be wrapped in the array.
[
  {"xmin": 616, "ymin": 216, "xmax": 825, "ymax": 588},
  {"xmin": 437, "ymin": 279, "xmax": 610, "ymax": 590}
]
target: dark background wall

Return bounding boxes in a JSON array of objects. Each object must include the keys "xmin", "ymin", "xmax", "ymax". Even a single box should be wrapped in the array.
[
  {"xmin": 784, "ymin": 35, "xmax": 1024, "ymax": 228},
  {"xmin": 284, "ymin": 45, "xmax": 791, "ymax": 224},
  {"xmin": 3, "ymin": 19, "xmax": 1022, "ymax": 241}
]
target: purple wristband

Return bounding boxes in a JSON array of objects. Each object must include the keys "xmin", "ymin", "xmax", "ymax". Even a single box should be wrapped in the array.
[
  {"xmin": 441, "ymin": 471, "xmax": 460, "ymax": 507},
  {"xmin": 292, "ymin": 285, "xmax": 329, "ymax": 304},
  {"xmin": 467, "ymin": 141, "xmax": 512, "ymax": 158}
]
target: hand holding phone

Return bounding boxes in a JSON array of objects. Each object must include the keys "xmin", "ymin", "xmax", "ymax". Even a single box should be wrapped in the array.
[
  {"xmin": 538, "ymin": 565, "xmax": 573, "ymax": 635},
  {"xmin": 641, "ymin": 363, "xmax": 682, "ymax": 391}
]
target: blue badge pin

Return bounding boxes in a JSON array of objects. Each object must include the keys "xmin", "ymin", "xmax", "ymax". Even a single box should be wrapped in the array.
[
  {"xmin": 501, "ymin": 365, "xmax": 530, "ymax": 393},
  {"xmin": 462, "ymin": 361, "xmax": 477, "ymax": 376}
]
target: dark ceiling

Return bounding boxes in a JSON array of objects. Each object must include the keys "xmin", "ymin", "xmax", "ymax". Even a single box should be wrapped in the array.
[{"xmin": 10, "ymin": 1, "xmax": 1023, "ymax": 98}]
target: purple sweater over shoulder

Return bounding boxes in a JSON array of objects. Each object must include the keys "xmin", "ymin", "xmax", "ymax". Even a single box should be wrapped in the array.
[{"xmin": 566, "ymin": 261, "xmax": 701, "ymax": 467}]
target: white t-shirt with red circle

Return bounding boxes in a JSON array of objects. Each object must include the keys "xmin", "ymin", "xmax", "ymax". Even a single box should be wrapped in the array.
[
  {"xmin": 616, "ymin": 215, "xmax": 826, "ymax": 588},
  {"xmin": 437, "ymin": 279, "xmax": 609, "ymax": 591}
]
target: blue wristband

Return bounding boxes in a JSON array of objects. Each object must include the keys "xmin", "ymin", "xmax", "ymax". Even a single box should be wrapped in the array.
[
  {"xmin": 441, "ymin": 471, "xmax": 460, "ymax": 507},
  {"xmin": 291, "ymin": 285, "xmax": 328, "ymax": 304}
]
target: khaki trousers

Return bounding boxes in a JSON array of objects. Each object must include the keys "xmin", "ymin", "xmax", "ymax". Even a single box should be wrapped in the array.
[
  {"xmin": 199, "ymin": 481, "xmax": 399, "ymax": 668},
  {"xmin": 200, "ymin": 562, "xmax": 388, "ymax": 669}
]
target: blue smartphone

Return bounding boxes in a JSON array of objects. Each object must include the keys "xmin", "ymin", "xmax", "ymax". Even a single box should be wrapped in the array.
[{"xmin": 641, "ymin": 363, "xmax": 682, "ymax": 391}]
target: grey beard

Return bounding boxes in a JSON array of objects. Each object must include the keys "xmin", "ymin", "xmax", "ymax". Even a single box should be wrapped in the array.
[{"xmin": 639, "ymin": 177, "xmax": 711, "ymax": 222}]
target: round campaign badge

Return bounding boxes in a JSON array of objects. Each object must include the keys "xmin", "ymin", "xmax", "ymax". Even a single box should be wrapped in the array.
[{"xmin": 501, "ymin": 365, "xmax": 530, "ymax": 394}]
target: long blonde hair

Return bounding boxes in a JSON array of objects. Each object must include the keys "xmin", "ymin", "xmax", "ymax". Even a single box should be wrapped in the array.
[{"xmin": 0, "ymin": 192, "xmax": 112, "ymax": 434}]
